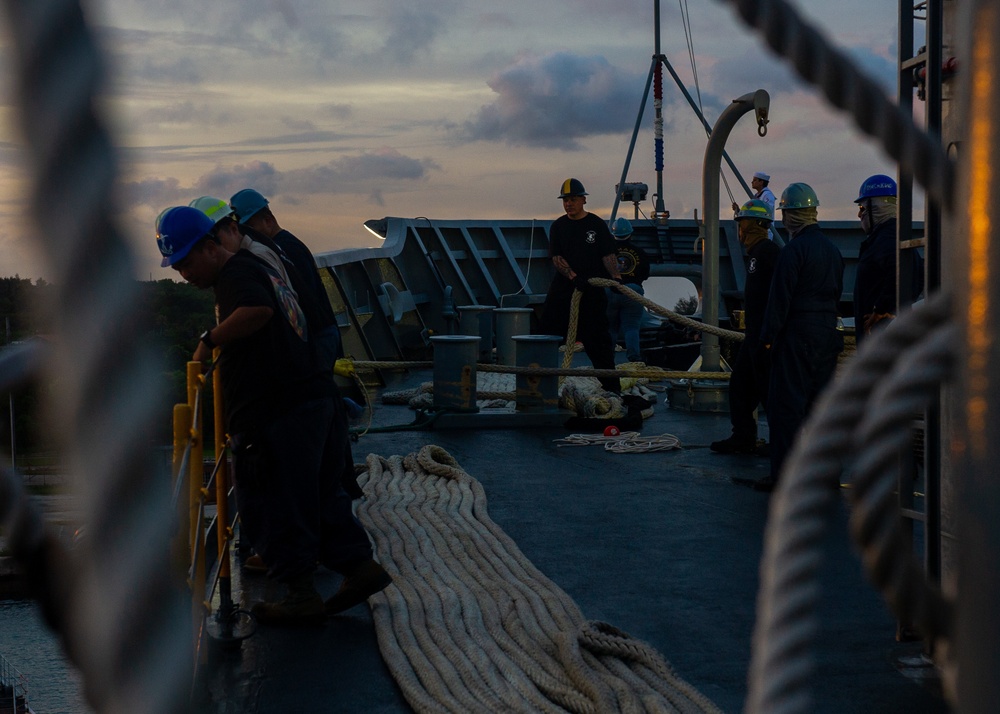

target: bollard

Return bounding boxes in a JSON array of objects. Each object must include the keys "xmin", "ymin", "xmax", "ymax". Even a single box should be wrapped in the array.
[
  {"xmin": 431, "ymin": 335, "xmax": 480, "ymax": 410},
  {"xmin": 513, "ymin": 335, "xmax": 561, "ymax": 412},
  {"xmin": 457, "ymin": 305, "xmax": 495, "ymax": 362},
  {"xmin": 494, "ymin": 307, "xmax": 533, "ymax": 366}
]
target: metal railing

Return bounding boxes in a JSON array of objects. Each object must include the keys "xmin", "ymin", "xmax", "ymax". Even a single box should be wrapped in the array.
[
  {"xmin": 169, "ymin": 358, "xmax": 254, "ymax": 681},
  {"xmin": 0, "ymin": 654, "xmax": 29, "ymax": 714}
]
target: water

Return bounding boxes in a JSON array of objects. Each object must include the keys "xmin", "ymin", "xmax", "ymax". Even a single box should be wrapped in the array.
[{"xmin": 0, "ymin": 600, "xmax": 88, "ymax": 713}]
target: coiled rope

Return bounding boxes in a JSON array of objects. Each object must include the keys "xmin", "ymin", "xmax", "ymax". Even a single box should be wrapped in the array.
[
  {"xmin": 356, "ymin": 445, "xmax": 722, "ymax": 713},
  {"xmin": 1, "ymin": 2, "xmax": 189, "ymax": 713},
  {"xmin": 553, "ymin": 432, "xmax": 682, "ymax": 453},
  {"xmin": 746, "ymin": 294, "xmax": 954, "ymax": 714}
]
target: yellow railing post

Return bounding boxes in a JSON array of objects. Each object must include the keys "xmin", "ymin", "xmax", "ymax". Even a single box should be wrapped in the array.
[{"xmin": 171, "ymin": 403, "xmax": 192, "ymax": 579}]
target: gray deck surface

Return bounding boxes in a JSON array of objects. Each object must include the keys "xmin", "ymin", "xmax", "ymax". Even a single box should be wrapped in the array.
[{"xmin": 198, "ymin": 360, "xmax": 950, "ymax": 714}]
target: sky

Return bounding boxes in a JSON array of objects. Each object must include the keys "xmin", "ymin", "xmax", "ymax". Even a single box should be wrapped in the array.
[{"xmin": 0, "ymin": 0, "xmax": 918, "ymax": 282}]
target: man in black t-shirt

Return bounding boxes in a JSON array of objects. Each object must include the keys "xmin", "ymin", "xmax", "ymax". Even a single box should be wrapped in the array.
[
  {"xmin": 540, "ymin": 178, "xmax": 621, "ymax": 392},
  {"xmin": 230, "ymin": 189, "xmax": 342, "ymax": 367},
  {"xmin": 157, "ymin": 206, "xmax": 391, "ymax": 624}
]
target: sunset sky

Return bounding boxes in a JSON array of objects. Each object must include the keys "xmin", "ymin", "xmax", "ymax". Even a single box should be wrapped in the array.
[{"xmin": 0, "ymin": 0, "xmax": 916, "ymax": 281}]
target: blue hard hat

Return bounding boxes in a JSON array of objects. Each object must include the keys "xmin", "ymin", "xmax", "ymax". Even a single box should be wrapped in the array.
[
  {"xmin": 230, "ymin": 188, "xmax": 270, "ymax": 224},
  {"xmin": 778, "ymin": 182, "xmax": 820, "ymax": 210},
  {"xmin": 854, "ymin": 174, "xmax": 897, "ymax": 203},
  {"xmin": 156, "ymin": 206, "xmax": 215, "ymax": 268},
  {"xmin": 611, "ymin": 217, "xmax": 633, "ymax": 239},
  {"xmin": 558, "ymin": 178, "xmax": 588, "ymax": 198}
]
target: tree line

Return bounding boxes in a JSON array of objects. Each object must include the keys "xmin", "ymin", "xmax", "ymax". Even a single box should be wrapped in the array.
[{"xmin": 1, "ymin": 276, "xmax": 216, "ymax": 454}]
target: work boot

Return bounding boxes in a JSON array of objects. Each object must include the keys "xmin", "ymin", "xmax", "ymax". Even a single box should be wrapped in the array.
[
  {"xmin": 325, "ymin": 559, "xmax": 393, "ymax": 616},
  {"xmin": 242, "ymin": 553, "xmax": 267, "ymax": 575},
  {"xmin": 709, "ymin": 435, "xmax": 758, "ymax": 454},
  {"xmin": 251, "ymin": 572, "xmax": 325, "ymax": 625}
]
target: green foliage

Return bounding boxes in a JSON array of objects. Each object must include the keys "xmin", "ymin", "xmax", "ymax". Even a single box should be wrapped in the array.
[
  {"xmin": 1, "ymin": 277, "xmax": 216, "ymax": 451},
  {"xmin": 673, "ymin": 294, "xmax": 700, "ymax": 316}
]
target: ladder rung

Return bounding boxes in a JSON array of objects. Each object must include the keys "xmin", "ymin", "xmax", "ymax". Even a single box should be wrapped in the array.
[
  {"xmin": 900, "ymin": 238, "xmax": 926, "ymax": 249},
  {"xmin": 900, "ymin": 507, "xmax": 926, "ymax": 522},
  {"xmin": 901, "ymin": 52, "xmax": 928, "ymax": 71}
]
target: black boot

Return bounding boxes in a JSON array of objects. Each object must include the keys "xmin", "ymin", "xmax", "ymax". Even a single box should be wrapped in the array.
[
  {"xmin": 710, "ymin": 435, "xmax": 758, "ymax": 454},
  {"xmin": 251, "ymin": 571, "xmax": 325, "ymax": 625},
  {"xmin": 325, "ymin": 559, "xmax": 392, "ymax": 616}
]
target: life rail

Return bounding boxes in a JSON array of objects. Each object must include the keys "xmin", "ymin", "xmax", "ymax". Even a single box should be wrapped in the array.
[{"xmin": 169, "ymin": 357, "xmax": 254, "ymax": 681}]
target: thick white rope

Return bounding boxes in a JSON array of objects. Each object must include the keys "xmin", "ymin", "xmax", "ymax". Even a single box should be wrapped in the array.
[
  {"xmin": 552, "ymin": 432, "xmax": 681, "ymax": 454},
  {"xmin": 356, "ymin": 445, "xmax": 722, "ymax": 714}
]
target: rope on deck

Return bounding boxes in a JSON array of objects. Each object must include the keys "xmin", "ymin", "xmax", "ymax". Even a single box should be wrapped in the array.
[{"xmin": 357, "ymin": 445, "xmax": 722, "ymax": 714}]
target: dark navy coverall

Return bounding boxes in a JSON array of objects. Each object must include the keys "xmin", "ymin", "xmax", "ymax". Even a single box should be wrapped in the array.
[
  {"xmin": 853, "ymin": 217, "xmax": 924, "ymax": 349},
  {"xmin": 759, "ymin": 223, "xmax": 844, "ymax": 481},
  {"xmin": 728, "ymin": 237, "xmax": 781, "ymax": 442}
]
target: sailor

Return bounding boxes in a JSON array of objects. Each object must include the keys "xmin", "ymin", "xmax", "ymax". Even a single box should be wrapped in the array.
[
  {"xmin": 188, "ymin": 195, "xmax": 298, "ymax": 297},
  {"xmin": 156, "ymin": 206, "xmax": 391, "ymax": 623},
  {"xmin": 731, "ymin": 171, "xmax": 776, "ymax": 214},
  {"xmin": 230, "ymin": 188, "xmax": 343, "ymax": 369},
  {"xmin": 752, "ymin": 183, "xmax": 844, "ymax": 492},
  {"xmin": 734, "ymin": 171, "xmax": 778, "ymax": 242},
  {"xmin": 711, "ymin": 199, "xmax": 781, "ymax": 456},
  {"xmin": 605, "ymin": 217, "xmax": 651, "ymax": 363},
  {"xmin": 853, "ymin": 174, "xmax": 924, "ymax": 348},
  {"xmin": 540, "ymin": 178, "xmax": 622, "ymax": 393},
  {"xmin": 191, "ymin": 196, "xmax": 364, "ymax": 506}
]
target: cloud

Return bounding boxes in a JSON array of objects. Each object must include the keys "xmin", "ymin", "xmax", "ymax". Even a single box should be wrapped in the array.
[
  {"xmin": 125, "ymin": 177, "xmax": 187, "ymax": 206},
  {"xmin": 122, "ymin": 150, "xmax": 439, "ymax": 210},
  {"xmin": 280, "ymin": 149, "xmax": 439, "ymax": 191},
  {"xmin": 455, "ymin": 52, "xmax": 644, "ymax": 150},
  {"xmin": 378, "ymin": 7, "xmax": 448, "ymax": 64},
  {"xmin": 320, "ymin": 104, "xmax": 353, "ymax": 120}
]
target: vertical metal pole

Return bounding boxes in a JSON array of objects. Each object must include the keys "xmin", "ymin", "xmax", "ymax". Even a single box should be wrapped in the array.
[
  {"xmin": 923, "ymin": 0, "xmax": 944, "ymax": 591},
  {"xmin": 186, "ymin": 360, "xmax": 206, "ymax": 654},
  {"xmin": 954, "ymin": 2, "xmax": 1000, "ymax": 708},
  {"xmin": 212, "ymin": 350, "xmax": 233, "ymax": 619},
  {"xmin": 894, "ymin": 0, "xmax": 918, "ymax": 644},
  {"xmin": 5, "ymin": 318, "xmax": 14, "ymax": 471},
  {"xmin": 700, "ymin": 90, "xmax": 769, "ymax": 372},
  {"xmin": 653, "ymin": 0, "xmax": 666, "ymax": 219}
]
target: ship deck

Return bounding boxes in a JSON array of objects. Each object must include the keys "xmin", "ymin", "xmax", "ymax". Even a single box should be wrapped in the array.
[{"xmin": 198, "ymin": 355, "xmax": 949, "ymax": 714}]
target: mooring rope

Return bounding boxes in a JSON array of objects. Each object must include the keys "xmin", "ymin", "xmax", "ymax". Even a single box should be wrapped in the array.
[
  {"xmin": 356, "ymin": 445, "xmax": 722, "ymax": 714},
  {"xmin": 746, "ymin": 294, "xmax": 954, "ymax": 714},
  {"xmin": 589, "ymin": 279, "xmax": 745, "ymax": 342}
]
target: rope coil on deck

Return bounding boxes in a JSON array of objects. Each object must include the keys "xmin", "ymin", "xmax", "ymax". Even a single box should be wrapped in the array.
[{"xmin": 356, "ymin": 445, "xmax": 722, "ymax": 714}]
